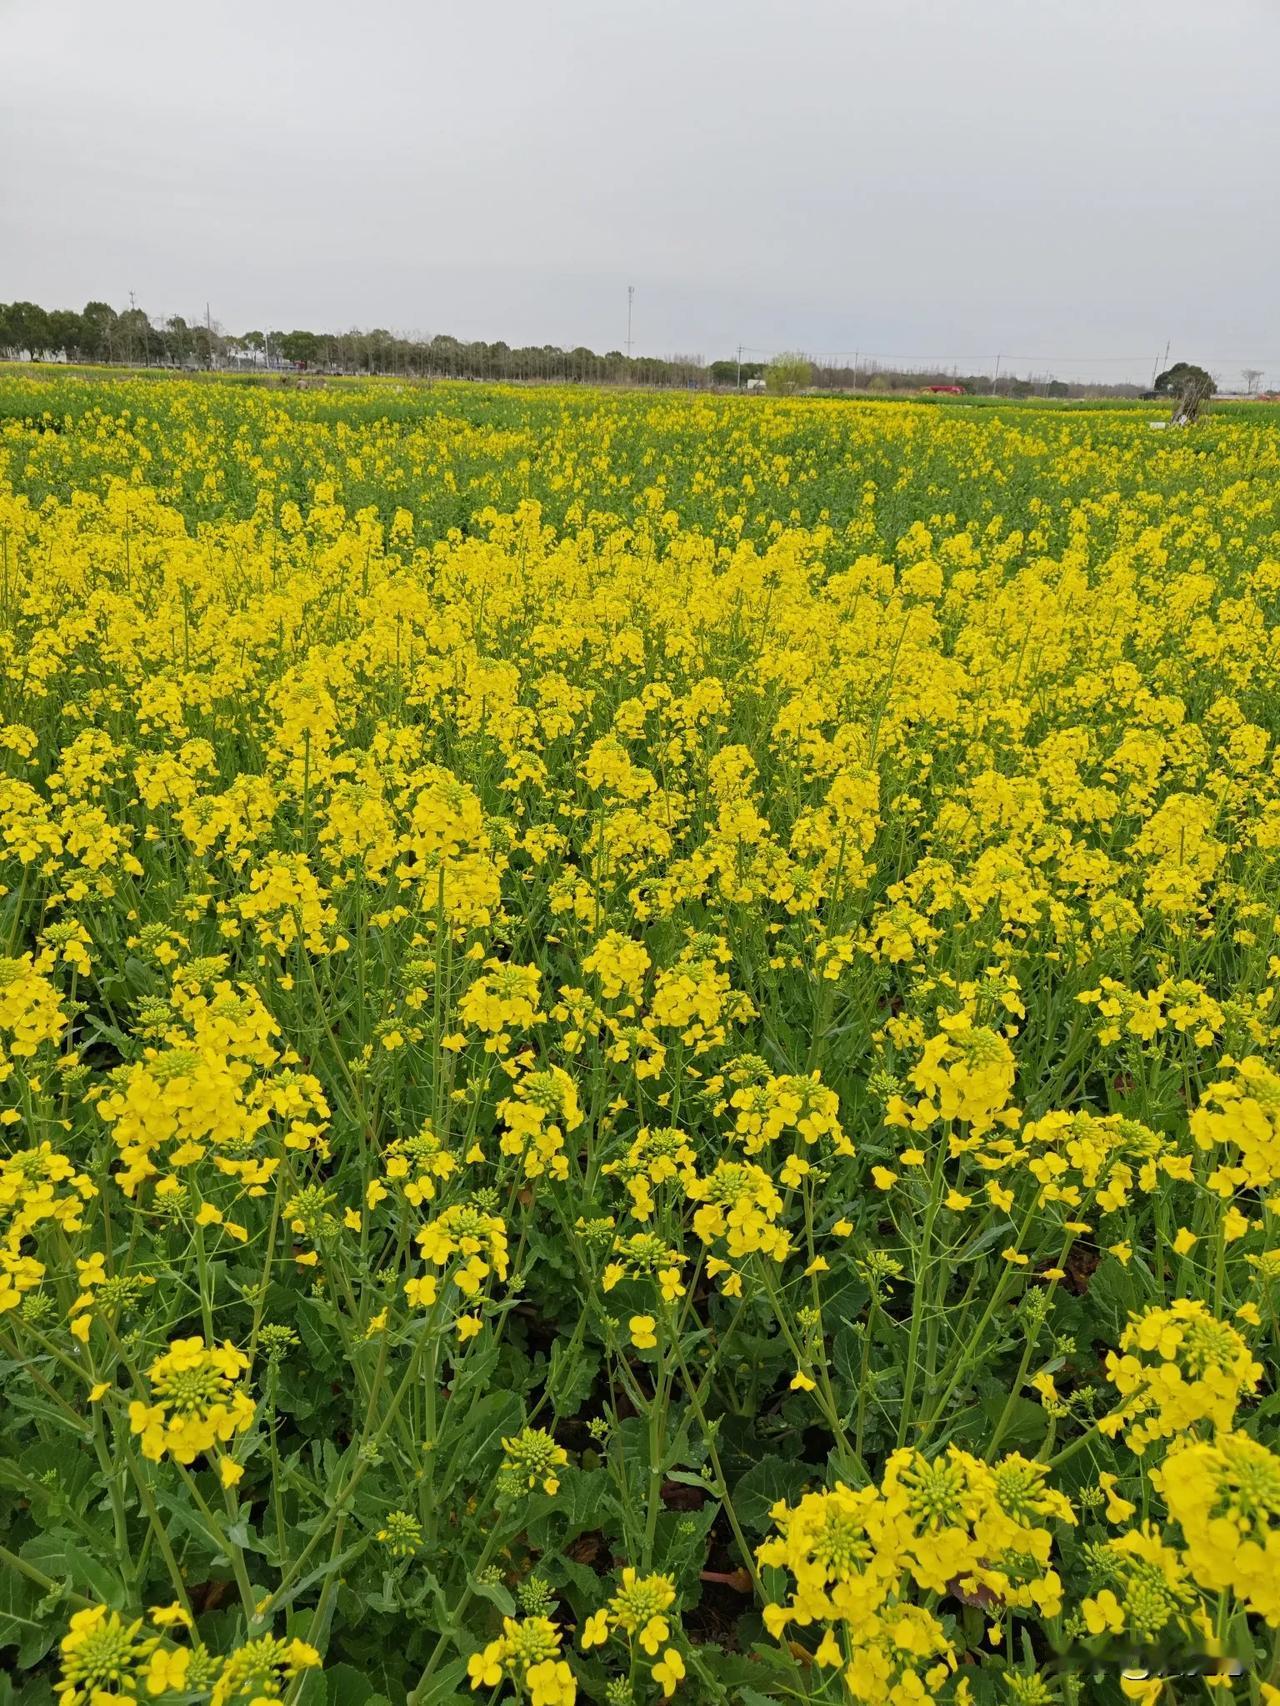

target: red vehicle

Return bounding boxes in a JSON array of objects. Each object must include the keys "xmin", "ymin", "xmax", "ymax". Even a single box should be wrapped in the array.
[{"xmin": 925, "ymin": 384, "xmax": 964, "ymax": 395}]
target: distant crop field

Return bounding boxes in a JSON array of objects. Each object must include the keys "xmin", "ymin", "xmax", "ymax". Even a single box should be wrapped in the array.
[{"xmin": 2, "ymin": 373, "xmax": 1280, "ymax": 1706}]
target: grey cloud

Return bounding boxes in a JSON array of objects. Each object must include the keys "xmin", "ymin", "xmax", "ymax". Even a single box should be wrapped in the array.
[{"xmin": 2, "ymin": 0, "xmax": 1276, "ymax": 383}]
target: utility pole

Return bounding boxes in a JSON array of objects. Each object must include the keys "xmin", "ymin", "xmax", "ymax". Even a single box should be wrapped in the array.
[
  {"xmin": 206, "ymin": 302, "xmax": 215, "ymax": 370},
  {"xmin": 626, "ymin": 285, "xmax": 634, "ymax": 361},
  {"xmin": 992, "ymin": 353, "xmax": 1002, "ymax": 396},
  {"xmin": 736, "ymin": 343, "xmax": 743, "ymax": 391}
]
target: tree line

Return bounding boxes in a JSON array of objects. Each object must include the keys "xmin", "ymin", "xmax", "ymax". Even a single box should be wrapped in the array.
[
  {"xmin": 0, "ymin": 298, "xmax": 711, "ymax": 388},
  {"xmin": 0, "ymin": 296, "xmax": 1152, "ymax": 398}
]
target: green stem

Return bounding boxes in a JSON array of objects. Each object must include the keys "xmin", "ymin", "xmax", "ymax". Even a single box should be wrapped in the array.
[
  {"xmin": 0, "ymin": 1541, "xmax": 93, "ymax": 1609},
  {"xmin": 406, "ymin": 1521, "xmax": 507, "ymax": 1706},
  {"xmin": 667, "ymin": 1325, "xmax": 762, "ymax": 1598},
  {"xmin": 175, "ymin": 1462, "xmax": 256, "ymax": 1622},
  {"xmin": 896, "ymin": 1132, "xmax": 950, "ymax": 1448}
]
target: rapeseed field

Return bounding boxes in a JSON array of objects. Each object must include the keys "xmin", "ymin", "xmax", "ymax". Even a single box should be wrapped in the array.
[{"xmin": 2, "ymin": 374, "xmax": 1280, "ymax": 1706}]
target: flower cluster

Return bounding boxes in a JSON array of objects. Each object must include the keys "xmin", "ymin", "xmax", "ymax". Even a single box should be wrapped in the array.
[
  {"xmin": 497, "ymin": 1064, "xmax": 583, "ymax": 1181},
  {"xmin": 467, "ymin": 1617, "xmax": 575, "ymax": 1706},
  {"xmin": 1156, "ymin": 1432, "xmax": 1280, "ymax": 1624},
  {"xmin": 1102, "ymin": 1301, "xmax": 1262, "ymax": 1453},
  {"xmin": 499, "ymin": 1427, "xmax": 569, "ymax": 1497},
  {"xmin": 582, "ymin": 1570, "xmax": 685, "ymax": 1696},
  {"xmin": 408, "ymin": 1202, "xmax": 510, "ymax": 1306},
  {"xmin": 57, "ymin": 1606, "xmax": 320, "ymax": 1706},
  {"xmin": 759, "ymin": 1449, "xmax": 1074, "ymax": 1703},
  {"xmin": 128, "ymin": 1337, "xmax": 255, "ymax": 1464}
]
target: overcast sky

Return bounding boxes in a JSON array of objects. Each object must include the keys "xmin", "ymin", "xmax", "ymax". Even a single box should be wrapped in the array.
[{"xmin": 2, "ymin": 0, "xmax": 1277, "ymax": 384}]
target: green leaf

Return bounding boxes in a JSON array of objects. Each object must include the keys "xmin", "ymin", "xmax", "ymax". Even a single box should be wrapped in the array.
[
  {"xmin": 699, "ymin": 1640, "xmax": 809, "ymax": 1696},
  {"xmin": 410, "ymin": 1656, "xmax": 470, "ymax": 1706},
  {"xmin": 14, "ymin": 1673, "xmax": 54, "ymax": 1706},
  {"xmin": 831, "ymin": 1320, "xmax": 865, "ymax": 1394},
  {"xmin": 295, "ymin": 1300, "xmax": 340, "ymax": 1379},
  {"xmin": 545, "ymin": 1337, "xmax": 599, "ymax": 1416},
  {"xmin": 653, "ymin": 1500, "xmax": 718, "ymax": 1581},
  {"xmin": 262, "ymin": 1545, "xmax": 364, "ymax": 1616},
  {"xmin": 83, "ymin": 1014, "xmax": 133, "ymax": 1054},
  {"xmin": 123, "ymin": 955, "xmax": 159, "ymax": 995},
  {"xmin": 543, "ymin": 1554, "xmax": 605, "ymax": 1611},
  {"xmin": 439, "ymin": 1388, "xmax": 521, "ymax": 1479},
  {"xmin": 470, "ymin": 1577, "xmax": 516, "ymax": 1617},
  {"xmin": 664, "ymin": 1468, "xmax": 718, "ymax": 1494},
  {"xmin": 821, "ymin": 1272, "xmax": 870, "ymax": 1331},
  {"xmin": 20, "ymin": 1537, "xmax": 124, "ymax": 1610},
  {"xmin": 326, "ymin": 1662, "xmax": 390, "ymax": 1706},
  {"xmin": 526, "ymin": 1464, "xmax": 619, "ymax": 1550},
  {"xmin": 978, "ymin": 1394, "xmax": 1047, "ymax": 1450},
  {"xmin": 732, "ymin": 1456, "xmax": 816, "ymax": 1533},
  {"xmin": 0, "ymin": 1567, "xmax": 47, "ymax": 1669},
  {"xmin": 956, "ymin": 1218, "xmax": 1016, "ymax": 1260}
]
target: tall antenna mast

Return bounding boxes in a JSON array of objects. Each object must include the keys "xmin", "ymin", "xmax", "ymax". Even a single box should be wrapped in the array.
[{"xmin": 626, "ymin": 285, "xmax": 634, "ymax": 360}]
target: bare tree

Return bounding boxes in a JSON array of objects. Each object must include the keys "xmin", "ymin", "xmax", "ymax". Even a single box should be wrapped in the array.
[{"xmin": 1243, "ymin": 367, "xmax": 1263, "ymax": 396}]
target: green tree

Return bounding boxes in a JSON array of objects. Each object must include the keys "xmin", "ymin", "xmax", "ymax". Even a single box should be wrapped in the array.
[
  {"xmin": 710, "ymin": 358, "xmax": 764, "ymax": 386},
  {"xmin": 764, "ymin": 352, "xmax": 812, "ymax": 395},
  {"xmin": 1154, "ymin": 361, "xmax": 1212, "ymax": 396},
  {"xmin": 80, "ymin": 301, "xmax": 118, "ymax": 361},
  {"xmin": 1, "ymin": 301, "xmax": 53, "ymax": 358},
  {"xmin": 277, "ymin": 330, "xmax": 320, "ymax": 367},
  {"xmin": 116, "ymin": 306, "xmax": 158, "ymax": 366},
  {"xmin": 164, "ymin": 316, "xmax": 195, "ymax": 366},
  {"xmin": 46, "ymin": 308, "xmax": 86, "ymax": 359}
]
